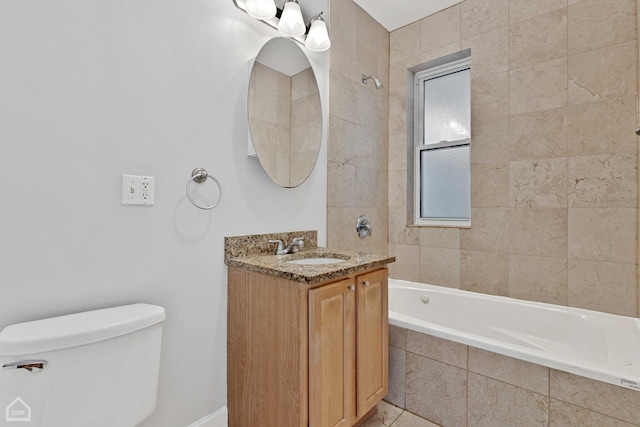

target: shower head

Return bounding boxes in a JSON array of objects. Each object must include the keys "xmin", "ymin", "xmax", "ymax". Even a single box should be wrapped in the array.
[{"xmin": 362, "ymin": 74, "xmax": 383, "ymax": 89}]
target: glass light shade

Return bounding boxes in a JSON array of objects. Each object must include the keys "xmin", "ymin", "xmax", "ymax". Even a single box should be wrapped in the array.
[
  {"xmin": 305, "ymin": 18, "xmax": 331, "ymax": 52},
  {"xmin": 245, "ymin": 0, "xmax": 276, "ymax": 20},
  {"xmin": 277, "ymin": 1, "xmax": 306, "ymax": 37}
]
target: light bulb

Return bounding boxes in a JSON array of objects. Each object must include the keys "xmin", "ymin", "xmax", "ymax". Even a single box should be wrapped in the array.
[
  {"xmin": 245, "ymin": 0, "xmax": 276, "ymax": 20},
  {"xmin": 305, "ymin": 15, "xmax": 331, "ymax": 52},
  {"xmin": 277, "ymin": 0, "xmax": 305, "ymax": 37}
]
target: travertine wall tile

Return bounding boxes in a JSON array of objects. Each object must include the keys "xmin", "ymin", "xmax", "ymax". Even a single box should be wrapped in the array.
[
  {"xmin": 419, "ymin": 227, "xmax": 460, "ymax": 249},
  {"xmin": 420, "ymin": 5, "xmax": 461, "ymax": 52},
  {"xmin": 568, "ymin": 208, "xmax": 637, "ymax": 263},
  {"xmin": 471, "ymin": 163, "xmax": 509, "ymax": 207},
  {"xmin": 406, "ymin": 353, "xmax": 468, "ymax": 427},
  {"xmin": 509, "ymin": 208, "xmax": 568, "ymax": 257},
  {"xmin": 471, "ymin": 71, "xmax": 510, "ymax": 123},
  {"xmin": 389, "ymin": 325, "xmax": 407, "ymax": 349},
  {"xmin": 388, "ymin": 243, "xmax": 420, "ymax": 281},
  {"xmin": 568, "ymin": 153, "xmax": 638, "ymax": 208},
  {"xmin": 550, "ymin": 370, "xmax": 640, "ymax": 424},
  {"xmin": 461, "ymin": 208, "xmax": 509, "ymax": 252},
  {"xmin": 550, "ymin": 398, "xmax": 639, "ymax": 427},
  {"xmin": 568, "ymin": 96, "xmax": 638, "ymax": 156},
  {"xmin": 470, "ymin": 119, "xmax": 510, "ymax": 164},
  {"xmin": 468, "ymin": 373, "xmax": 549, "ymax": 426},
  {"xmin": 509, "ymin": 254, "xmax": 569, "ymax": 305},
  {"xmin": 461, "ymin": 249, "xmax": 509, "ymax": 295},
  {"xmin": 391, "ymin": 21, "xmax": 421, "ymax": 64},
  {"xmin": 406, "ymin": 330, "xmax": 468, "ymax": 368},
  {"xmin": 568, "ymin": 40, "xmax": 637, "ymax": 105},
  {"xmin": 389, "ymin": 207, "xmax": 419, "ymax": 245},
  {"xmin": 568, "ymin": 0, "xmax": 636, "ymax": 55},
  {"xmin": 510, "ymin": 58, "xmax": 568, "ymax": 114},
  {"xmin": 509, "ymin": 8, "xmax": 568, "ymax": 69},
  {"xmin": 510, "ymin": 158, "xmax": 568, "ymax": 208},
  {"xmin": 420, "ymin": 42, "xmax": 463, "ymax": 64},
  {"xmin": 510, "ymin": 0, "xmax": 568, "ymax": 23},
  {"xmin": 461, "ymin": 0, "xmax": 509, "ymax": 39},
  {"xmin": 461, "ymin": 28, "xmax": 509, "ymax": 77},
  {"xmin": 568, "ymin": 259, "xmax": 637, "ymax": 316},
  {"xmin": 387, "ymin": 347, "xmax": 406, "ymax": 408},
  {"xmin": 419, "ymin": 246, "xmax": 461, "ymax": 288},
  {"xmin": 510, "ymin": 107, "xmax": 567, "ymax": 161},
  {"xmin": 469, "ymin": 348, "xmax": 550, "ymax": 395}
]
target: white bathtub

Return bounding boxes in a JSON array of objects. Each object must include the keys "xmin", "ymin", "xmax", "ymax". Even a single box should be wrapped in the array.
[{"xmin": 388, "ymin": 279, "xmax": 640, "ymax": 391}]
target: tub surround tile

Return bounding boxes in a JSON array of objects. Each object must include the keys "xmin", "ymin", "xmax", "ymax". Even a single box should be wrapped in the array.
[
  {"xmin": 471, "ymin": 72, "xmax": 510, "ymax": 124},
  {"xmin": 510, "ymin": 107, "xmax": 567, "ymax": 161},
  {"xmin": 568, "ymin": 0, "xmax": 636, "ymax": 55},
  {"xmin": 420, "ymin": 5, "xmax": 461, "ymax": 53},
  {"xmin": 391, "ymin": 21, "xmax": 421, "ymax": 64},
  {"xmin": 406, "ymin": 330, "xmax": 468, "ymax": 369},
  {"xmin": 568, "ymin": 259, "xmax": 637, "ymax": 316},
  {"xmin": 550, "ymin": 398, "xmax": 639, "ymax": 427},
  {"xmin": 568, "ymin": 208, "xmax": 637, "ymax": 263},
  {"xmin": 568, "ymin": 96, "xmax": 638, "ymax": 156},
  {"xmin": 460, "ymin": 208, "xmax": 509, "ymax": 253},
  {"xmin": 386, "ymin": 347, "xmax": 407, "ymax": 409},
  {"xmin": 568, "ymin": 153, "xmax": 638, "ymax": 208},
  {"xmin": 472, "ymin": 163, "xmax": 509, "ymax": 208},
  {"xmin": 461, "ymin": 0, "xmax": 509, "ymax": 40},
  {"xmin": 509, "ymin": 8, "xmax": 568, "ymax": 70},
  {"xmin": 389, "ymin": 244, "xmax": 420, "ymax": 282},
  {"xmin": 419, "ymin": 247, "xmax": 461, "ymax": 289},
  {"xmin": 461, "ymin": 28, "xmax": 509, "ymax": 78},
  {"xmin": 460, "ymin": 250, "xmax": 509, "ymax": 296},
  {"xmin": 389, "ymin": 207, "xmax": 420, "ymax": 246},
  {"xmin": 508, "ymin": 208, "xmax": 568, "ymax": 257},
  {"xmin": 509, "ymin": 254, "xmax": 568, "ymax": 305},
  {"xmin": 419, "ymin": 227, "xmax": 460, "ymax": 249},
  {"xmin": 550, "ymin": 370, "xmax": 640, "ymax": 424},
  {"xmin": 510, "ymin": 57, "xmax": 568, "ymax": 115},
  {"xmin": 468, "ymin": 348, "xmax": 550, "ymax": 395},
  {"xmin": 468, "ymin": 373, "xmax": 549, "ymax": 427},
  {"xmin": 568, "ymin": 40, "xmax": 637, "ymax": 105},
  {"xmin": 420, "ymin": 42, "xmax": 463, "ymax": 65},
  {"xmin": 470, "ymin": 119, "xmax": 510, "ymax": 164},
  {"xmin": 510, "ymin": 0, "xmax": 568, "ymax": 23},
  {"xmin": 389, "ymin": 325, "xmax": 407, "ymax": 350},
  {"xmin": 406, "ymin": 353, "xmax": 468, "ymax": 427},
  {"xmin": 509, "ymin": 158, "xmax": 568, "ymax": 208}
]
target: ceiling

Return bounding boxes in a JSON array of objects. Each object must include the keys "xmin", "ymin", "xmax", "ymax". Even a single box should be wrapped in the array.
[{"xmin": 352, "ymin": 0, "xmax": 463, "ymax": 31}]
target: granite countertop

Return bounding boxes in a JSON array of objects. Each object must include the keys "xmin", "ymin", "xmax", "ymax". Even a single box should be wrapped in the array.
[{"xmin": 226, "ymin": 247, "xmax": 395, "ymax": 285}]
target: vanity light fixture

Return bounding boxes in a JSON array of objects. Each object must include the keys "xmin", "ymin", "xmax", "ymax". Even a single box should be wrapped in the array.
[
  {"xmin": 245, "ymin": 0, "xmax": 277, "ymax": 19},
  {"xmin": 232, "ymin": 0, "xmax": 331, "ymax": 52},
  {"xmin": 277, "ymin": 0, "xmax": 306, "ymax": 37}
]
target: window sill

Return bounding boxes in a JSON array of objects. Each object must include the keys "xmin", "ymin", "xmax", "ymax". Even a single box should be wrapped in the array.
[{"xmin": 409, "ymin": 220, "xmax": 471, "ymax": 229}]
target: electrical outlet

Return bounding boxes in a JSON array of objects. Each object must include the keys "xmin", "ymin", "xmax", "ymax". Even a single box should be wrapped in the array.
[{"xmin": 122, "ymin": 174, "xmax": 155, "ymax": 206}]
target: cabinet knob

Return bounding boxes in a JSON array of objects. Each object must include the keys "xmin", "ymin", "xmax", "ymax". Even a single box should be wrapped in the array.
[
  {"xmin": 348, "ymin": 285, "xmax": 355, "ymax": 292},
  {"xmin": 363, "ymin": 281, "xmax": 370, "ymax": 287}
]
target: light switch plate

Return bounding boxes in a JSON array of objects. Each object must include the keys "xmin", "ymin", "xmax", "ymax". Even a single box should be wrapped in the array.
[{"xmin": 122, "ymin": 174, "xmax": 155, "ymax": 206}]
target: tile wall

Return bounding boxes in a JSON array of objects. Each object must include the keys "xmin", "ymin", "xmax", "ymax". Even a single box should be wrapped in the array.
[
  {"xmin": 327, "ymin": 0, "xmax": 390, "ymax": 253},
  {"xmin": 388, "ymin": 325, "xmax": 640, "ymax": 427},
  {"xmin": 387, "ymin": 0, "xmax": 640, "ymax": 316}
]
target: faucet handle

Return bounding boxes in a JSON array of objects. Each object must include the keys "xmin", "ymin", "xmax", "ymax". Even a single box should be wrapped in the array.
[{"xmin": 268, "ymin": 239, "xmax": 284, "ymax": 254}]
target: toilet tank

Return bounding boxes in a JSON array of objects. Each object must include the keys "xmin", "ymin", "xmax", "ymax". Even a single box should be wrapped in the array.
[{"xmin": 0, "ymin": 304, "xmax": 165, "ymax": 427}]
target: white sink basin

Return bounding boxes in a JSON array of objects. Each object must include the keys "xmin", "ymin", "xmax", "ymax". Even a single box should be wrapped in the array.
[{"xmin": 288, "ymin": 257, "xmax": 347, "ymax": 266}]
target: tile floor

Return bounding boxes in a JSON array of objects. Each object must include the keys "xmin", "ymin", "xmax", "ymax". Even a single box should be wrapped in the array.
[{"xmin": 362, "ymin": 400, "xmax": 440, "ymax": 427}]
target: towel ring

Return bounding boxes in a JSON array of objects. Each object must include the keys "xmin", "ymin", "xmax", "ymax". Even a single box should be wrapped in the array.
[{"xmin": 186, "ymin": 168, "xmax": 222, "ymax": 210}]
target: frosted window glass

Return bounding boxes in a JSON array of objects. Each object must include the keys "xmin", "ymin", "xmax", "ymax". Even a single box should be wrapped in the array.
[
  {"xmin": 423, "ymin": 69, "xmax": 470, "ymax": 145},
  {"xmin": 420, "ymin": 145, "xmax": 470, "ymax": 219}
]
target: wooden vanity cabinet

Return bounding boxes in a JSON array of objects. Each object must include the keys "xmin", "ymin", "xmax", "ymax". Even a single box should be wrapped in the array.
[{"xmin": 228, "ymin": 267, "xmax": 389, "ymax": 427}]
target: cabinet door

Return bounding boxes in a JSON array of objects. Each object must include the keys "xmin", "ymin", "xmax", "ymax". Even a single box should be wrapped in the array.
[
  {"xmin": 309, "ymin": 278, "xmax": 356, "ymax": 427},
  {"xmin": 356, "ymin": 270, "xmax": 388, "ymax": 418}
]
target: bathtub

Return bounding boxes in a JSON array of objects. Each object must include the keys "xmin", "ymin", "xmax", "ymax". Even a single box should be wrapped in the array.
[{"xmin": 388, "ymin": 279, "xmax": 640, "ymax": 391}]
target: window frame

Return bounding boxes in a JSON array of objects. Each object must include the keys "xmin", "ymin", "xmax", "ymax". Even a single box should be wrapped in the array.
[{"xmin": 412, "ymin": 56, "xmax": 471, "ymax": 228}]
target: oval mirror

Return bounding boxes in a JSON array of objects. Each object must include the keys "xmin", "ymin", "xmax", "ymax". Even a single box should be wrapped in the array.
[{"xmin": 248, "ymin": 37, "xmax": 322, "ymax": 188}]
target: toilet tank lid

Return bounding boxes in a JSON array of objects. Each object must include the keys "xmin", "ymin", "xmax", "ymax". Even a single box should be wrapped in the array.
[{"xmin": 0, "ymin": 303, "xmax": 166, "ymax": 356}]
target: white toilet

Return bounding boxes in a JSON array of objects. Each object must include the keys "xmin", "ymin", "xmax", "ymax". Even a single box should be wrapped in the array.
[{"xmin": 0, "ymin": 303, "xmax": 165, "ymax": 427}]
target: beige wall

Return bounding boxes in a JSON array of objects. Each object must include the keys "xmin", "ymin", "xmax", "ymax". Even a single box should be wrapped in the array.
[
  {"xmin": 388, "ymin": 0, "xmax": 639, "ymax": 317},
  {"xmin": 327, "ymin": 0, "xmax": 390, "ymax": 253}
]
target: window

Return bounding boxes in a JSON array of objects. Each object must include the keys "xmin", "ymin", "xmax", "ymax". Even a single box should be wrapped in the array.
[{"xmin": 412, "ymin": 55, "xmax": 471, "ymax": 227}]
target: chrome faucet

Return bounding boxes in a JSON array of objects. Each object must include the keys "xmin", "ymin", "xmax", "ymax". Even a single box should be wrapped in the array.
[
  {"xmin": 269, "ymin": 237, "xmax": 305, "ymax": 255},
  {"xmin": 356, "ymin": 215, "xmax": 373, "ymax": 238}
]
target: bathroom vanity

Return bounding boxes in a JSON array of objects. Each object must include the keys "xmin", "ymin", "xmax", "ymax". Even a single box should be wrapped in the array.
[{"xmin": 225, "ymin": 231, "xmax": 395, "ymax": 427}]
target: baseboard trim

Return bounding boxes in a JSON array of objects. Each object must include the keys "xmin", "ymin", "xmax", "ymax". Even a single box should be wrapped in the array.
[{"xmin": 187, "ymin": 406, "xmax": 228, "ymax": 427}]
